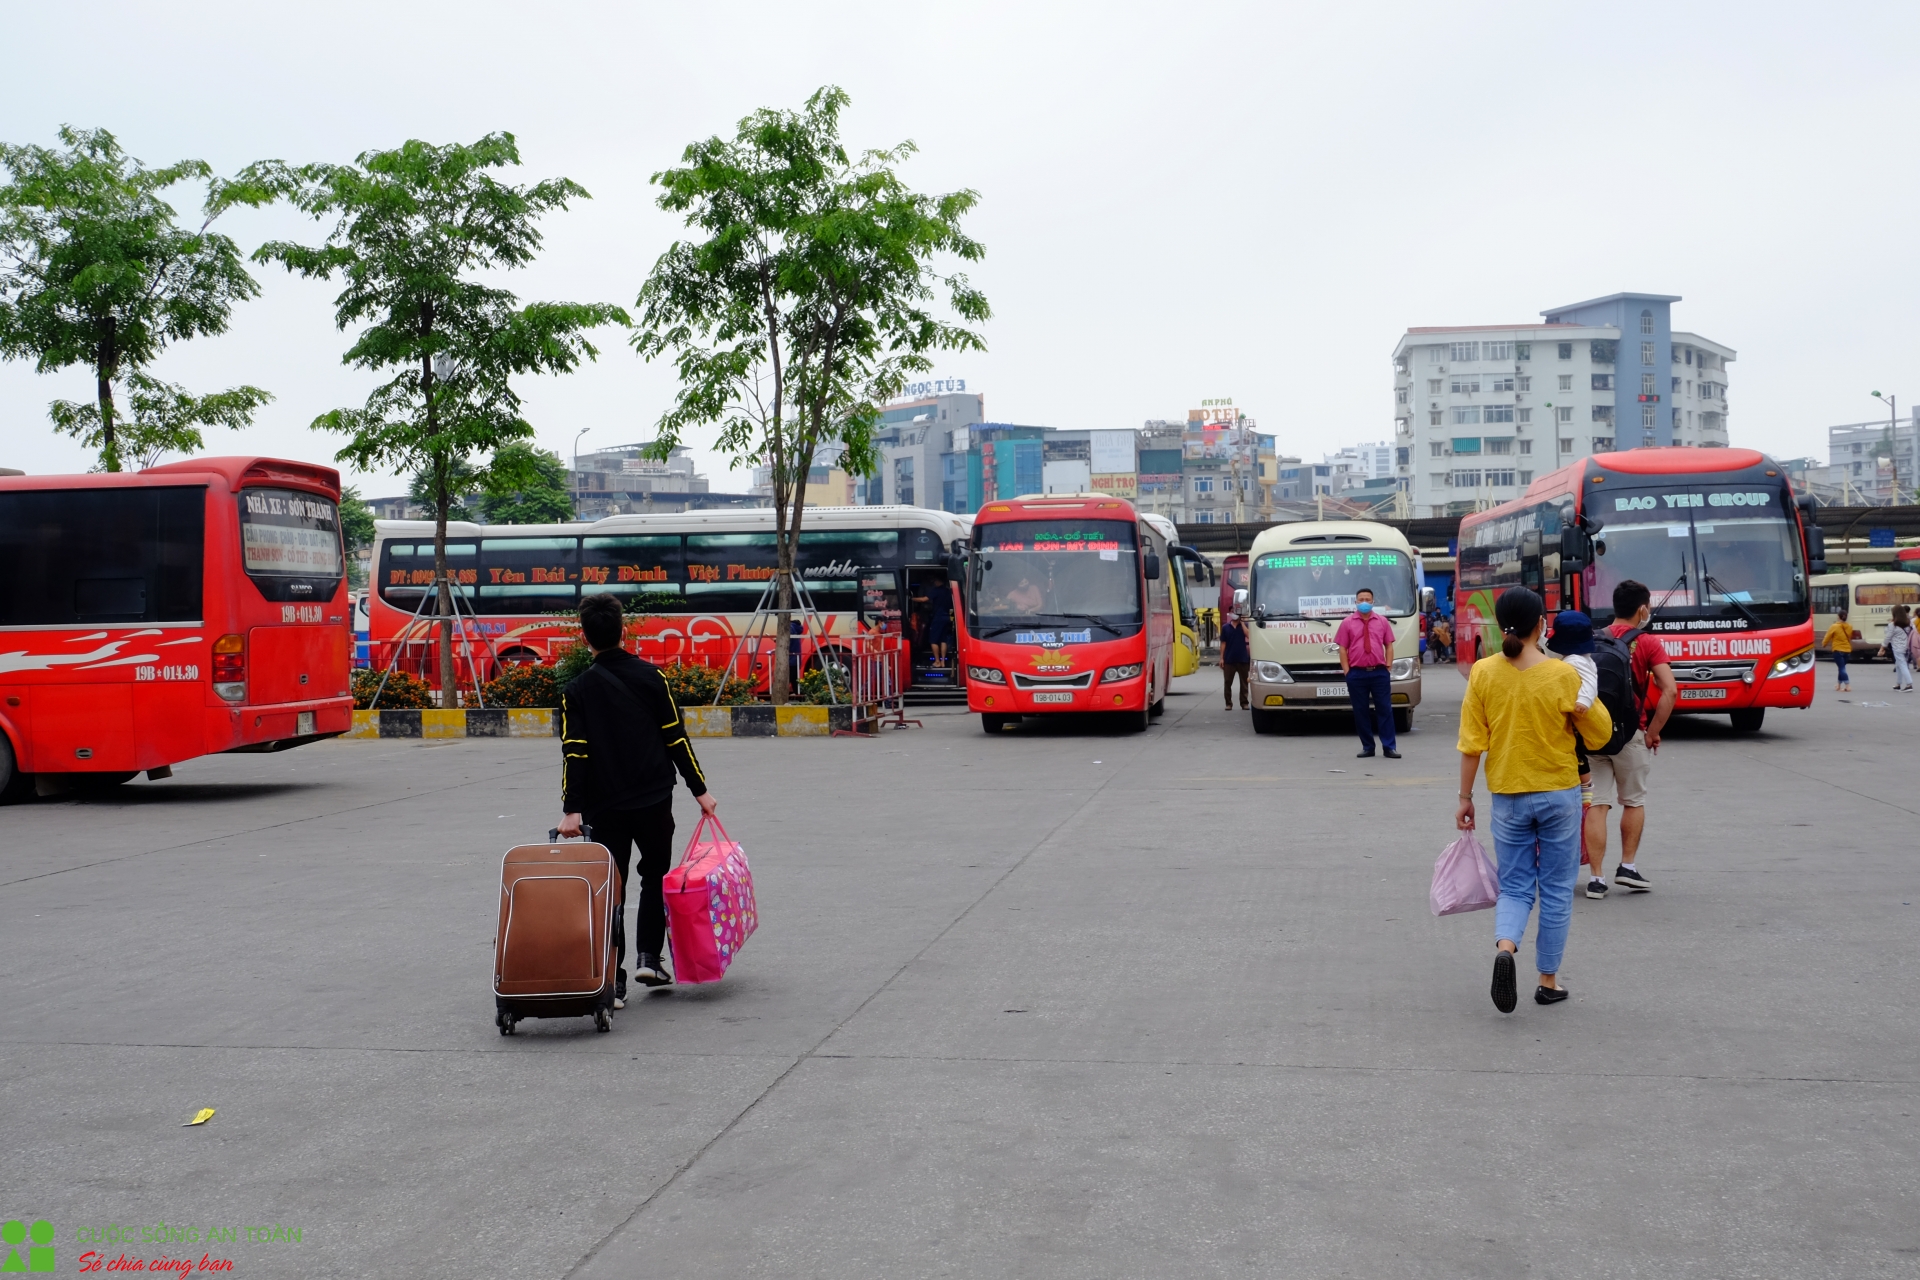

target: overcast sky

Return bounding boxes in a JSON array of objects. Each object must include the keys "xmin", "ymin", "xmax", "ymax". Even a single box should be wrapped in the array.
[{"xmin": 4, "ymin": 1, "xmax": 1917, "ymax": 497}]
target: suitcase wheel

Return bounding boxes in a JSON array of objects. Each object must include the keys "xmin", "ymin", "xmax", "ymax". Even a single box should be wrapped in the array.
[
  {"xmin": 593, "ymin": 1009, "xmax": 612, "ymax": 1033},
  {"xmin": 497, "ymin": 1010, "xmax": 518, "ymax": 1036}
]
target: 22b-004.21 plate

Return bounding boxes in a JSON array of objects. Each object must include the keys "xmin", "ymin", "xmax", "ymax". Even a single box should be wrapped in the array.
[{"xmin": 1679, "ymin": 687, "xmax": 1729, "ymax": 700}]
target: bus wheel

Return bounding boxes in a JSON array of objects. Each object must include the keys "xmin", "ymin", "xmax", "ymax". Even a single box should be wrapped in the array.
[
  {"xmin": 0, "ymin": 735, "xmax": 31, "ymax": 804},
  {"xmin": 981, "ymin": 713, "xmax": 1013, "ymax": 734},
  {"xmin": 1118, "ymin": 709, "xmax": 1150, "ymax": 732},
  {"xmin": 1250, "ymin": 709, "xmax": 1283, "ymax": 735},
  {"xmin": 1149, "ymin": 694, "xmax": 1166, "ymax": 717},
  {"xmin": 1393, "ymin": 709, "xmax": 1412, "ymax": 734},
  {"xmin": 1729, "ymin": 708, "xmax": 1765, "ymax": 733}
]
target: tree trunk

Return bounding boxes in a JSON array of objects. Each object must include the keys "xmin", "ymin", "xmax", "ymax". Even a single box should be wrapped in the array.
[
  {"xmin": 96, "ymin": 319, "xmax": 120, "ymax": 473},
  {"xmin": 434, "ymin": 458, "xmax": 456, "ymax": 709}
]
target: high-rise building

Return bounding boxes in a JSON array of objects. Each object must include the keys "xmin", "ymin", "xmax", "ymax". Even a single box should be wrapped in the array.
[
  {"xmin": 1826, "ymin": 413, "xmax": 1920, "ymax": 505},
  {"xmin": 1391, "ymin": 293, "xmax": 1735, "ymax": 517}
]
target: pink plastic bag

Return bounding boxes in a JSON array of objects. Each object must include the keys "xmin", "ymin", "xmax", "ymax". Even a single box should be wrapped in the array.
[
  {"xmin": 1430, "ymin": 830, "xmax": 1500, "ymax": 916},
  {"xmin": 664, "ymin": 814, "xmax": 758, "ymax": 984}
]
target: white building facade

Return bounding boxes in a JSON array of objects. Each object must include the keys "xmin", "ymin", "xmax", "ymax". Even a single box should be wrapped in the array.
[{"xmin": 1391, "ymin": 293, "xmax": 1735, "ymax": 517}]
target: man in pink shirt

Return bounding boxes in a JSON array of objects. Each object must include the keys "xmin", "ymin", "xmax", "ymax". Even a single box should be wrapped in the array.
[{"xmin": 1335, "ymin": 587, "xmax": 1399, "ymax": 758}]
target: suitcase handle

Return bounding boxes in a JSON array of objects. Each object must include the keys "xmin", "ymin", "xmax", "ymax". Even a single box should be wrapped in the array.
[{"xmin": 548, "ymin": 824, "xmax": 595, "ymax": 842}]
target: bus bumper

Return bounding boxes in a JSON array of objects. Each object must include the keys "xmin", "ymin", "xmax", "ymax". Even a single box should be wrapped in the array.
[
  {"xmin": 211, "ymin": 697, "xmax": 355, "ymax": 753},
  {"xmin": 967, "ymin": 677, "xmax": 1148, "ymax": 714},
  {"xmin": 1251, "ymin": 672, "xmax": 1423, "ymax": 712}
]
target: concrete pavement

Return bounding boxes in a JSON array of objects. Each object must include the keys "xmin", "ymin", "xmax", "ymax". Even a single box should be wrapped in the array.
[{"xmin": 2, "ymin": 664, "xmax": 1916, "ymax": 1277}]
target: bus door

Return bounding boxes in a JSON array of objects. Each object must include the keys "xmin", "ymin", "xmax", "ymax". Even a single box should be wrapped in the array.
[{"xmin": 902, "ymin": 566, "xmax": 954, "ymax": 683}]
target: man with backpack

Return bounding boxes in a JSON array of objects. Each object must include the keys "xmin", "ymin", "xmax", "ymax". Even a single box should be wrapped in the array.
[{"xmin": 1583, "ymin": 580, "xmax": 1678, "ymax": 898}]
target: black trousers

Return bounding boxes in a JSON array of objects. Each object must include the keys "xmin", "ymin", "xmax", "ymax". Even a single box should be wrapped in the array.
[{"xmin": 589, "ymin": 798, "xmax": 676, "ymax": 968}]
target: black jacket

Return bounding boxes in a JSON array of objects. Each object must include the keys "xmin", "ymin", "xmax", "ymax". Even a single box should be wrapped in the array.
[{"xmin": 560, "ymin": 649, "xmax": 709, "ymax": 815}]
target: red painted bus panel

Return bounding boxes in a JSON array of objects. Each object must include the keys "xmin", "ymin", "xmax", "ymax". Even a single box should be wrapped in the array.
[{"xmin": 249, "ymin": 625, "xmax": 351, "ymax": 706}]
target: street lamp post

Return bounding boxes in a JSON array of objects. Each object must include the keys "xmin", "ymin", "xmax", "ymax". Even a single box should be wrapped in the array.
[{"xmin": 572, "ymin": 427, "xmax": 592, "ymax": 518}]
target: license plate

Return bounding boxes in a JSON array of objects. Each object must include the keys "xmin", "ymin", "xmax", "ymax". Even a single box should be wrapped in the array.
[
  {"xmin": 1031, "ymin": 691, "xmax": 1074, "ymax": 704},
  {"xmin": 1315, "ymin": 685, "xmax": 1349, "ymax": 699},
  {"xmin": 1680, "ymin": 687, "xmax": 1728, "ymax": 700}
]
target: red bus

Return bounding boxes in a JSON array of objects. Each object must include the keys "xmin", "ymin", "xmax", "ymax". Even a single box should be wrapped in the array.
[
  {"xmin": 366, "ymin": 506, "xmax": 969, "ymax": 696},
  {"xmin": 0, "ymin": 456, "xmax": 353, "ymax": 799},
  {"xmin": 956, "ymin": 495, "xmax": 1175, "ymax": 733},
  {"xmin": 1455, "ymin": 447, "xmax": 1825, "ymax": 733}
]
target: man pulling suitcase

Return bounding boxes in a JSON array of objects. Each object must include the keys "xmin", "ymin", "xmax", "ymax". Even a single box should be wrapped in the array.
[{"xmin": 558, "ymin": 593, "xmax": 719, "ymax": 1007}]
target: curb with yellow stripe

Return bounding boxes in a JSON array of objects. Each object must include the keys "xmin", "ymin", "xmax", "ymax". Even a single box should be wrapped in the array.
[{"xmin": 345, "ymin": 704, "xmax": 859, "ymax": 740}]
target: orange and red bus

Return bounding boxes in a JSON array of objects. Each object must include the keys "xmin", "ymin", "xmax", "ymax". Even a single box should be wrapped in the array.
[
  {"xmin": 956, "ymin": 495, "xmax": 1175, "ymax": 733},
  {"xmin": 1455, "ymin": 447, "xmax": 1824, "ymax": 732},
  {"xmin": 0, "ymin": 456, "xmax": 353, "ymax": 799},
  {"xmin": 367, "ymin": 505, "xmax": 970, "ymax": 694}
]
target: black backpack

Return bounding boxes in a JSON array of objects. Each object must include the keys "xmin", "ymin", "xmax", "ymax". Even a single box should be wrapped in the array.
[{"xmin": 1589, "ymin": 626, "xmax": 1646, "ymax": 756}]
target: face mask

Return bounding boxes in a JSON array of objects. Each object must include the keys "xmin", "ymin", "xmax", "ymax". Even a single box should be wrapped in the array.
[{"xmin": 1357, "ymin": 601, "xmax": 1373, "ymax": 614}]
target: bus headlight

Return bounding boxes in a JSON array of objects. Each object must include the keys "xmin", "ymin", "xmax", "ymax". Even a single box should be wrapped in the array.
[
  {"xmin": 1769, "ymin": 647, "xmax": 1815, "ymax": 679},
  {"xmin": 1254, "ymin": 661, "xmax": 1291, "ymax": 683},
  {"xmin": 966, "ymin": 666, "xmax": 1006, "ymax": 684},
  {"xmin": 1100, "ymin": 663, "xmax": 1143, "ymax": 682},
  {"xmin": 1390, "ymin": 657, "xmax": 1417, "ymax": 680}
]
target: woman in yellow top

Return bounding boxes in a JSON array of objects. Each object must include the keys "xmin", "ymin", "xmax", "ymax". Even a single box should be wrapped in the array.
[
  {"xmin": 1456, "ymin": 587, "xmax": 1614, "ymax": 1014},
  {"xmin": 1821, "ymin": 608, "xmax": 1852, "ymax": 692}
]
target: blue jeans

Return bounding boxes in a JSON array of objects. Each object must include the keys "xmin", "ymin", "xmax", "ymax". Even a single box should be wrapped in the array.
[
  {"xmin": 1346, "ymin": 666, "xmax": 1395, "ymax": 752},
  {"xmin": 1490, "ymin": 786, "xmax": 1583, "ymax": 975},
  {"xmin": 1833, "ymin": 653, "xmax": 1849, "ymax": 686}
]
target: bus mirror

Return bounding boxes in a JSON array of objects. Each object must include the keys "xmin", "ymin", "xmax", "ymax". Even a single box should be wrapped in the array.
[
  {"xmin": 1144, "ymin": 552, "xmax": 1162, "ymax": 581},
  {"xmin": 1806, "ymin": 524, "xmax": 1827, "ymax": 574},
  {"xmin": 1420, "ymin": 586, "xmax": 1437, "ymax": 612},
  {"xmin": 1559, "ymin": 525, "xmax": 1594, "ymax": 569},
  {"xmin": 1233, "ymin": 587, "xmax": 1249, "ymax": 613}
]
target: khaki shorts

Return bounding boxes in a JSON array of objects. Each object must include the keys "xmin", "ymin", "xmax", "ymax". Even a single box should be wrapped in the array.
[{"xmin": 1589, "ymin": 731, "xmax": 1651, "ymax": 807}]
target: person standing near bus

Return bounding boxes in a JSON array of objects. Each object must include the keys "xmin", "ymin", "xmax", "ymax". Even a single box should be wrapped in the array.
[
  {"xmin": 559, "ymin": 593, "xmax": 720, "ymax": 1003},
  {"xmin": 1219, "ymin": 605, "xmax": 1251, "ymax": 710},
  {"xmin": 1878, "ymin": 603, "xmax": 1916, "ymax": 691},
  {"xmin": 1586, "ymin": 581, "xmax": 1678, "ymax": 895},
  {"xmin": 1822, "ymin": 608, "xmax": 1853, "ymax": 693},
  {"xmin": 1456, "ymin": 587, "xmax": 1613, "ymax": 1013},
  {"xmin": 1335, "ymin": 587, "xmax": 1398, "ymax": 758}
]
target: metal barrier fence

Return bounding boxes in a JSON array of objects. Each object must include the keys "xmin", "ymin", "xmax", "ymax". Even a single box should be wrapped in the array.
[{"xmin": 626, "ymin": 632, "xmax": 921, "ymax": 733}]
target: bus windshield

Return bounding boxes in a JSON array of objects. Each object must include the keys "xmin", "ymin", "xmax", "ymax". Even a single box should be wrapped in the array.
[
  {"xmin": 1251, "ymin": 547, "xmax": 1417, "ymax": 619},
  {"xmin": 972, "ymin": 519, "xmax": 1142, "ymax": 635},
  {"xmin": 1591, "ymin": 485, "xmax": 1805, "ymax": 626}
]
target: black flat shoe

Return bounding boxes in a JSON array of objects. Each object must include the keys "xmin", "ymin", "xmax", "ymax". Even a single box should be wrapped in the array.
[
  {"xmin": 1491, "ymin": 950, "xmax": 1518, "ymax": 1013},
  {"xmin": 1534, "ymin": 985, "xmax": 1570, "ymax": 1005},
  {"xmin": 1383, "ymin": 749, "xmax": 1401, "ymax": 759},
  {"xmin": 1357, "ymin": 750, "xmax": 1376, "ymax": 758}
]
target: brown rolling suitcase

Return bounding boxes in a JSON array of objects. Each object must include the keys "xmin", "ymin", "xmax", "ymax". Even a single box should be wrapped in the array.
[{"xmin": 493, "ymin": 828, "xmax": 619, "ymax": 1035}]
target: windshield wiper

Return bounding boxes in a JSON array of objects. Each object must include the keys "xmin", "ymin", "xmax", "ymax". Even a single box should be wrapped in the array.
[{"xmin": 1698, "ymin": 549, "xmax": 1764, "ymax": 628}]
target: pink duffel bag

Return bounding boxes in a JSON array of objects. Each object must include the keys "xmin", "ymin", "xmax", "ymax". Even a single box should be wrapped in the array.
[
  {"xmin": 664, "ymin": 814, "xmax": 758, "ymax": 984},
  {"xmin": 1430, "ymin": 830, "xmax": 1500, "ymax": 917}
]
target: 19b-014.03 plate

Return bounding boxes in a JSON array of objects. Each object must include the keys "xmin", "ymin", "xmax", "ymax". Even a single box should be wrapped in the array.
[{"xmin": 1031, "ymin": 691, "xmax": 1074, "ymax": 703}]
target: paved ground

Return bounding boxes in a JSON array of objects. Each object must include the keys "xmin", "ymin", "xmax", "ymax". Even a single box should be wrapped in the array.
[{"xmin": 3, "ymin": 662, "xmax": 1917, "ymax": 1278}]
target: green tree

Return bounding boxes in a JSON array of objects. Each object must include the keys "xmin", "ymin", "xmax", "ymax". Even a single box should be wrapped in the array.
[
  {"xmin": 408, "ymin": 455, "xmax": 478, "ymax": 522},
  {"xmin": 632, "ymin": 86, "xmax": 988, "ymax": 702},
  {"xmin": 338, "ymin": 484, "xmax": 376, "ymax": 555},
  {"xmin": 228, "ymin": 134, "xmax": 628, "ymax": 704},
  {"xmin": 480, "ymin": 442, "xmax": 573, "ymax": 524},
  {"xmin": 48, "ymin": 372, "xmax": 270, "ymax": 469},
  {"xmin": 0, "ymin": 126, "xmax": 262, "ymax": 472}
]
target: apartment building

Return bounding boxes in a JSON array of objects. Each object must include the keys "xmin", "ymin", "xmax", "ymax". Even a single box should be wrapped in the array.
[
  {"xmin": 1391, "ymin": 293, "xmax": 1735, "ymax": 517},
  {"xmin": 1826, "ymin": 413, "xmax": 1920, "ymax": 504}
]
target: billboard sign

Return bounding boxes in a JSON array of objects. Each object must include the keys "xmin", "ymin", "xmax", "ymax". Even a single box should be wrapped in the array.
[
  {"xmin": 1090, "ymin": 472, "xmax": 1138, "ymax": 498},
  {"xmin": 1089, "ymin": 429, "xmax": 1136, "ymax": 474}
]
